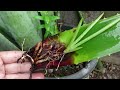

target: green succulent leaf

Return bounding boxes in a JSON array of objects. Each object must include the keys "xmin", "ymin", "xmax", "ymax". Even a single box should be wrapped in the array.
[
  {"xmin": 0, "ymin": 11, "xmax": 42, "ymax": 50},
  {"xmin": 0, "ymin": 26, "xmax": 19, "ymax": 51},
  {"xmin": 57, "ymin": 14, "xmax": 120, "ymax": 65},
  {"xmin": 73, "ymin": 14, "xmax": 120, "ymax": 64}
]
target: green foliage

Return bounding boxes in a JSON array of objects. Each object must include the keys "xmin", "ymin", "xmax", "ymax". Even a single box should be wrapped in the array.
[
  {"xmin": 0, "ymin": 11, "xmax": 42, "ymax": 51},
  {"xmin": 57, "ymin": 13, "xmax": 120, "ymax": 64},
  {"xmin": 73, "ymin": 14, "xmax": 120, "ymax": 64},
  {"xmin": 34, "ymin": 11, "xmax": 60, "ymax": 39},
  {"xmin": 0, "ymin": 26, "xmax": 19, "ymax": 51}
]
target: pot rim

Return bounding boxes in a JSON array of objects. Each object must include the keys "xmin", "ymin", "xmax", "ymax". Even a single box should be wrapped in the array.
[{"xmin": 45, "ymin": 60, "xmax": 98, "ymax": 79}]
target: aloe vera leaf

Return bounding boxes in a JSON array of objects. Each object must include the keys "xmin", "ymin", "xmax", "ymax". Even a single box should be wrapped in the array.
[
  {"xmin": 64, "ymin": 18, "xmax": 83, "ymax": 53},
  {"xmin": 27, "ymin": 11, "xmax": 43, "ymax": 39},
  {"xmin": 0, "ymin": 33, "xmax": 19, "ymax": 51},
  {"xmin": 0, "ymin": 27, "xmax": 19, "ymax": 51},
  {"xmin": 74, "ymin": 13, "xmax": 104, "ymax": 45},
  {"xmin": 68, "ymin": 18, "xmax": 83, "ymax": 47},
  {"xmin": 56, "ymin": 14, "xmax": 120, "ymax": 65},
  {"xmin": 57, "ymin": 28, "xmax": 75, "ymax": 47},
  {"xmin": 65, "ymin": 13, "xmax": 104, "ymax": 53},
  {"xmin": 58, "ymin": 14, "xmax": 120, "ymax": 46},
  {"xmin": 74, "ymin": 16, "xmax": 120, "ymax": 48},
  {"xmin": 0, "ymin": 11, "xmax": 42, "ymax": 50},
  {"xmin": 72, "ymin": 15, "xmax": 120, "ymax": 64}
]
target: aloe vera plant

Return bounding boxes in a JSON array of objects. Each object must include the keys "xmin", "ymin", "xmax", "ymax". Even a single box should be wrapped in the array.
[
  {"xmin": 17, "ymin": 12, "xmax": 120, "ymax": 73},
  {"xmin": 1, "ymin": 11, "xmax": 120, "ymax": 78}
]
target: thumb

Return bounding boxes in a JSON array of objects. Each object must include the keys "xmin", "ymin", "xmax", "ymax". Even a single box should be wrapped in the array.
[{"xmin": 32, "ymin": 73, "xmax": 44, "ymax": 79}]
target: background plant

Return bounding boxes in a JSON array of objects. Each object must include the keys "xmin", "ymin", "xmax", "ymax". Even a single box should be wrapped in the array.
[{"xmin": 34, "ymin": 11, "xmax": 60, "ymax": 39}]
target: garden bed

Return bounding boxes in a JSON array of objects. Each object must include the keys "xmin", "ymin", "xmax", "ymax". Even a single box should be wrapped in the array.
[{"xmin": 89, "ymin": 61, "xmax": 120, "ymax": 79}]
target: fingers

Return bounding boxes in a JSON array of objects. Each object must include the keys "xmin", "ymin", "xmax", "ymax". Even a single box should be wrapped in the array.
[
  {"xmin": 4, "ymin": 62, "xmax": 45, "ymax": 79},
  {"xmin": 5, "ymin": 73, "xmax": 30, "ymax": 79},
  {"xmin": 0, "ymin": 65, "xmax": 4, "ymax": 79},
  {"xmin": 32, "ymin": 73, "xmax": 44, "ymax": 79},
  {"xmin": 5, "ymin": 73, "xmax": 44, "ymax": 79},
  {"xmin": 0, "ymin": 51, "xmax": 24, "ymax": 64},
  {"xmin": 0, "ymin": 51, "xmax": 45, "ymax": 79},
  {"xmin": 0, "ymin": 57, "xmax": 5, "ymax": 79},
  {"xmin": 5, "ymin": 62, "xmax": 31, "ymax": 74}
]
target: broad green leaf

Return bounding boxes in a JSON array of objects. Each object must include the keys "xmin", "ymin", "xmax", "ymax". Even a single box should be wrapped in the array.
[
  {"xmin": 0, "ymin": 26, "xmax": 19, "ymax": 51},
  {"xmin": 0, "ymin": 33, "xmax": 19, "ymax": 51},
  {"xmin": 73, "ymin": 14, "xmax": 120, "ymax": 64},
  {"xmin": 57, "ymin": 14, "xmax": 120, "ymax": 65},
  {"xmin": 58, "ymin": 28, "xmax": 75, "ymax": 47},
  {"xmin": 0, "ymin": 11, "xmax": 42, "ymax": 50}
]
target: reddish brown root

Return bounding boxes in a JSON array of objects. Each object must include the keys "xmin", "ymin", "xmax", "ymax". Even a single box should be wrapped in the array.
[{"xmin": 17, "ymin": 35, "xmax": 68, "ymax": 78}]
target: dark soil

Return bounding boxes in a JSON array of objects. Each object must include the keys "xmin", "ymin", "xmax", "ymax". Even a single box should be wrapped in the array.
[
  {"xmin": 40, "ymin": 63, "xmax": 85, "ymax": 77},
  {"xmin": 89, "ymin": 61, "xmax": 120, "ymax": 79},
  {"xmin": 41, "ymin": 61, "xmax": 120, "ymax": 79}
]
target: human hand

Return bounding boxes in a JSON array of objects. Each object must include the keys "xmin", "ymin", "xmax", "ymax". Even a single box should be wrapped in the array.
[{"xmin": 0, "ymin": 51, "xmax": 44, "ymax": 79}]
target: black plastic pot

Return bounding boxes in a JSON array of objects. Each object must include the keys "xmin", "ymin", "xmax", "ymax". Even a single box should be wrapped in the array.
[{"xmin": 45, "ymin": 60, "xmax": 98, "ymax": 79}]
